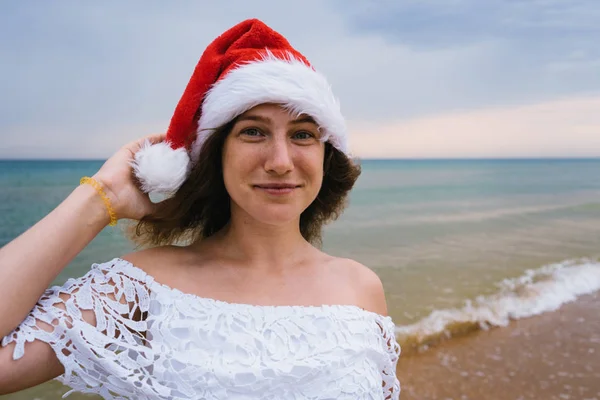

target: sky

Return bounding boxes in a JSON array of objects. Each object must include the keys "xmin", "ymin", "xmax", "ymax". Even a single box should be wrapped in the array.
[{"xmin": 1, "ymin": 0, "xmax": 599, "ymax": 159}]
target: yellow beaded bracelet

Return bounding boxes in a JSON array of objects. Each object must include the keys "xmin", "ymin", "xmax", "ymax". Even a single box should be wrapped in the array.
[{"xmin": 80, "ymin": 176, "xmax": 118, "ymax": 226}]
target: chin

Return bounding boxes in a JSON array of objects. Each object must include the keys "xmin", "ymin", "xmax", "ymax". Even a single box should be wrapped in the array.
[{"xmin": 249, "ymin": 202, "xmax": 306, "ymax": 226}]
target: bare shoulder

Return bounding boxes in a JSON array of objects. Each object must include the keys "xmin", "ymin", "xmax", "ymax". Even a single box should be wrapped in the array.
[
  {"xmin": 120, "ymin": 245, "xmax": 184, "ymax": 279},
  {"xmin": 327, "ymin": 257, "xmax": 389, "ymax": 316}
]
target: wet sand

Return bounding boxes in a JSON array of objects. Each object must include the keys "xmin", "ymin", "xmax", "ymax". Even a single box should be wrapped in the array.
[{"xmin": 397, "ymin": 291, "xmax": 600, "ymax": 400}]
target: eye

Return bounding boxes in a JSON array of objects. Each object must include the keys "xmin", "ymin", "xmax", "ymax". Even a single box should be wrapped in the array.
[
  {"xmin": 292, "ymin": 131, "xmax": 315, "ymax": 140},
  {"xmin": 240, "ymin": 128, "xmax": 264, "ymax": 137}
]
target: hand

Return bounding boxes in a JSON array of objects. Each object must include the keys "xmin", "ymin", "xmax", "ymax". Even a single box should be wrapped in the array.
[{"xmin": 92, "ymin": 133, "xmax": 166, "ymax": 221}]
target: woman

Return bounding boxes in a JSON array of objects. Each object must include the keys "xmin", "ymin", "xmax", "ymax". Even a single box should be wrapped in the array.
[{"xmin": 0, "ymin": 19, "xmax": 400, "ymax": 399}]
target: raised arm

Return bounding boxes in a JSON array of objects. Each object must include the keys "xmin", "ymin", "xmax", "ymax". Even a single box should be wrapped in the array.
[
  {"xmin": 0, "ymin": 184, "xmax": 110, "ymax": 338},
  {"xmin": 0, "ymin": 133, "xmax": 163, "ymax": 338},
  {"xmin": 0, "ymin": 133, "xmax": 164, "ymax": 394}
]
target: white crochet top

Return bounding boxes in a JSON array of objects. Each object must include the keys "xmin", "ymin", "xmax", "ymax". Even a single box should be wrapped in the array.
[{"xmin": 2, "ymin": 258, "xmax": 401, "ymax": 400}]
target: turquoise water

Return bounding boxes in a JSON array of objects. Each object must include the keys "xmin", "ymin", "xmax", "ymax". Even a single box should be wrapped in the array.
[
  {"xmin": 2, "ymin": 159, "xmax": 600, "ymax": 305},
  {"xmin": 2, "ymin": 159, "xmax": 600, "ymax": 398},
  {"xmin": 324, "ymin": 159, "xmax": 600, "ymax": 323},
  {"xmin": 0, "ymin": 160, "xmax": 133, "ymax": 286},
  {"xmin": 2, "ymin": 159, "xmax": 600, "ymax": 313}
]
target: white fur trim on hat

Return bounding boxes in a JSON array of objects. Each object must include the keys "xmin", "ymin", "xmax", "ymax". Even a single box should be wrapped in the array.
[
  {"xmin": 132, "ymin": 140, "xmax": 190, "ymax": 194},
  {"xmin": 191, "ymin": 52, "xmax": 348, "ymax": 163}
]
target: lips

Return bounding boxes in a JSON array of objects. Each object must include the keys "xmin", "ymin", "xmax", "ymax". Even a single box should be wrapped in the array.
[
  {"xmin": 254, "ymin": 183, "xmax": 301, "ymax": 189},
  {"xmin": 253, "ymin": 183, "xmax": 302, "ymax": 195}
]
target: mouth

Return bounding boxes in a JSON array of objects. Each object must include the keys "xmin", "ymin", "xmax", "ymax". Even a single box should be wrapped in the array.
[{"xmin": 253, "ymin": 183, "xmax": 302, "ymax": 195}]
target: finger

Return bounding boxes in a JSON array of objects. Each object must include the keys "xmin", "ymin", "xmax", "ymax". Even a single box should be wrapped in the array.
[
  {"xmin": 125, "ymin": 133, "xmax": 167, "ymax": 152},
  {"xmin": 143, "ymin": 132, "xmax": 167, "ymax": 144}
]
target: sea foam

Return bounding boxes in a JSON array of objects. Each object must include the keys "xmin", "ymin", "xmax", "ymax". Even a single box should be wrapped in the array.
[{"xmin": 396, "ymin": 258, "xmax": 600, "ymax": 352}]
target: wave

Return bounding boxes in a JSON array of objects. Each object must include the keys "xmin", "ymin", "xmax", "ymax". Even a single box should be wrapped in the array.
[{"xmin": 395, "ymin": 258, "xmax": 600, "ymax": 353}]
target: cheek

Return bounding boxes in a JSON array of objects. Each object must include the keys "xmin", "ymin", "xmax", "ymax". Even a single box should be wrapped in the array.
[
  {"xmin": 294, "ymin": 151, "xmax": 325, "ymax": 200},
  {"xmin": 222, "ymin": 143, "xmax": 245, "ymax": 192},
  {"xmin": 222, "ymin": 145, "xmax": 261, "ymax": 199},
  {"xmin": 223, "ymin": 158, "xmax": 246, "ymax": 192},
  {"xmin": 305, "ymin": 150, "xmax": 325, "ymax": 183}
]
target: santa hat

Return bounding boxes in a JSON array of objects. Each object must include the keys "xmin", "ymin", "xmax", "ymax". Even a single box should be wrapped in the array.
[{"xmin": 133, "ymin": 18, "xmax": 348, "ymax": 195}]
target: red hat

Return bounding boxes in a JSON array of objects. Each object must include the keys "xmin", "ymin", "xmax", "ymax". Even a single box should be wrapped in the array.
[{"xmin": 133, "ymin": 18, "xmax": 348, "ymax": 194}]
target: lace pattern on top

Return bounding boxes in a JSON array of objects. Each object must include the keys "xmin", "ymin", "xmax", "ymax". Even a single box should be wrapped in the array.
[{"xmin": 2, "ymin": 258, "xmax": 401, "ymax": 399}]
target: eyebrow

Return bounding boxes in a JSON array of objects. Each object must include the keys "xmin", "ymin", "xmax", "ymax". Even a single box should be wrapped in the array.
[
  {"xmin": 236, "ymin": 115, "xmax": 271, "ymax": 124},
  {"xmin": 236, "ymin": 114, "xmax": 317, "ymax": 125},
  {"xmin": 289, "ymin": 115, "xmax": 317, "ymax": 125}
]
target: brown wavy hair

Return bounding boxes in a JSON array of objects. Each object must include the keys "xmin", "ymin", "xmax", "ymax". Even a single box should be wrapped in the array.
[{"xmin": 125, "ymin": 119, "xmax": 361, "ymax": 248}]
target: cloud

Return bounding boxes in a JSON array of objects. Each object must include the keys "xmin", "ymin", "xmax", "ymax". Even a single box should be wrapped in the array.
[
  {"xmin": 334, "ymin": 0, "xmax": 600, "ymax": 49},
  {"xmin": 1, "ymin": 1, "xmax": 599, "ymax": 158},
  {"xmin": 349, "ymin": 95, "xmax": 600, "ymax": 158},
  {"xmin": 331, "ymin": 0, "xmax": 600, "ymax": 113},
  {"xmin": 5, "ymin": 95, "xmax": 598, "ymax": 160}
]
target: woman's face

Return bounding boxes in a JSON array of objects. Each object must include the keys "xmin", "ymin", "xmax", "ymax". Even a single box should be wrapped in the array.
[{"xmin": 222, "ymin": 103, "xmax": 325, "ymax": 227}]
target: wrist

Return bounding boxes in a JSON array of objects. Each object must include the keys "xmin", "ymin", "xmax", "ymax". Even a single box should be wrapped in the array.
[
  {"xmin": 92, "ymin": 173, "xmax": 118, "ymax": 203},
  {"xmin": 74, "ymin": 183, "xmax": 113, "ymax": 227},
  {"xmin": 80, "ymin": 176, "xmax": 118, "ymax": 226}
]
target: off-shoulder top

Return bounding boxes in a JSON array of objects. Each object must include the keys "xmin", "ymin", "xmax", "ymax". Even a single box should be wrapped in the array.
[{"xmin": 2, "ymin": 258, "xmax": 401, "ymax": 399}]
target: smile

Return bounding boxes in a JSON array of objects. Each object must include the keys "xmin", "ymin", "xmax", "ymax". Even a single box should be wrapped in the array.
[{"xmin": 253, "ymin": 184, "xmax": 302, "ymax": 195}]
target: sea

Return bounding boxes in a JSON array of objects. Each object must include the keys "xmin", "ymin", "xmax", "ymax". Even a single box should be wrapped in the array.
[{"xmin": 1, "ymin": 158, "xmax": 600, "ymax": 399}]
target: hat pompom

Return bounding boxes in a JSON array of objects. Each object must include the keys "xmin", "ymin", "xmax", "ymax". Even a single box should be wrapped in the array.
[{"xmin": 132, "ymin": 140, "xmax": 190, "ymax": 195}]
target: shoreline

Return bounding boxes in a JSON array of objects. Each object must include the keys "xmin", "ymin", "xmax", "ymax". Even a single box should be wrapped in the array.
[{"xmin": 396, "ymin": 291, "xmax": 600, "ymax": 399}]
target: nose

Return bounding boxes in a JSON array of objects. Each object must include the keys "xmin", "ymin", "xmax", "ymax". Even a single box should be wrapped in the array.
[{"xmin": 264, "ymin": 136, "xmax": 294, "ymax": 175}]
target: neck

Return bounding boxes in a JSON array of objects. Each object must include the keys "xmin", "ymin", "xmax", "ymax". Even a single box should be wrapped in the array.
[{"xmin": 210, "ymin": 208, "xmax": 314, "ymax": 272}]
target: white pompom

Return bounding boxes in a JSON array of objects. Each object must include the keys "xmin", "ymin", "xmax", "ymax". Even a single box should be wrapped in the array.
[{"xmin": 132, "ymin": 140, "xmax": 190, "ymax": 195}]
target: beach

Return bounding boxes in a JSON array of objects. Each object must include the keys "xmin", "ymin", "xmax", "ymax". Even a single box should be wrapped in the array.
[
  {"xmin": 1, "ymin": 159, "xmax": 600, "ymax": 399},
  {"xmin": 397, "ymin": 291, "xmax": 600, "ymax": 400}
]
